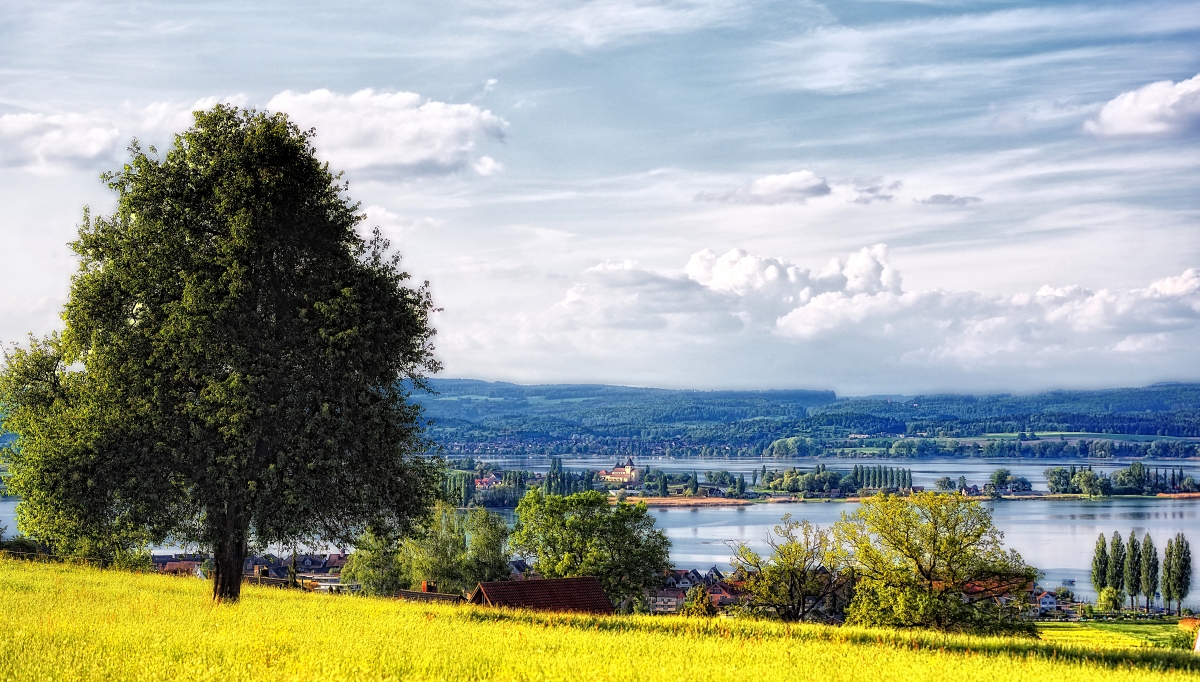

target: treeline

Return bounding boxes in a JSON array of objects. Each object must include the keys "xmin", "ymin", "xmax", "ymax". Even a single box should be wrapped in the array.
[
  {"xmin": 1044, "ymin": 462, "xmax": 1196, "ymax": 496},
  {"xmin": 418, "ymin": 379, "xmax": 1200, "ymax": 458},
  {"xmin": 1090, "ymin": 531, "xmax": 1192, "ymax": 614}
]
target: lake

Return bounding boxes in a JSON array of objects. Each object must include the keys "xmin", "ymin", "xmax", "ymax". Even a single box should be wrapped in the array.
[{"xmin": 4, "ymin": 459, "xmax": 1196, "ymax": 602}]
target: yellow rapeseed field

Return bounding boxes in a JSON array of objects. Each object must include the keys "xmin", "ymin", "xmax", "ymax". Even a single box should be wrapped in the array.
[{"xmin": 1, "ymin": 558, "xmax": 1196, "ymax": 682}]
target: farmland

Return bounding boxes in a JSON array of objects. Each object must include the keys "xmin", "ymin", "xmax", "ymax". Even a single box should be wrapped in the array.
[{"xmin": 1, "ymin": 559, "xmax": 1196, "ymax": 681}]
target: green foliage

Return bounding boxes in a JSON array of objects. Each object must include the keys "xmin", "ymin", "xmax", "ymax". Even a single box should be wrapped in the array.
[
  {"xmin": 0, "ymin": 106, "xmax": 442, "ymax": 601},
  {"xmin": 1140, "ymin": 534, "xmax": 1158, "ymax": 612},
  {"xmin": 934, "ymin": 476, "xmax": 955, "ymax": 491},
  {"xmin": 681, "ymin": 584, "xmax": 718, "ymax": 617},
  {"xmin": 835, "ymin": 493, "xmax": 1038, "ymax": 636},
  {"xmin": 1092, "ymin": 533, "xmax": 1109, "ymax": 593},
  {"xmin": 342, "ymin": 503, "xmax": 511, "ymax": 596},
  {"xmin": 1124, "ymin": 533, "xmax": 1141, "ymax": 609},
  {"xmin": 729, "ymin": 515, "xmax": 847, "ymax": 622},
  {"xmin": 1098, "ymin": 586, "xmax": 1120, "ymax": 612},
  {"xmin": 510, "ymin": 490, "xmax": 671, "ymax": 604},
  {"xmin": 1163, "ymin": 533, "xmax": 1192, "ymax": 615},
  {"xmin": 1108, "ymin": 532, "xmax": 1126, "ymax": 598}
]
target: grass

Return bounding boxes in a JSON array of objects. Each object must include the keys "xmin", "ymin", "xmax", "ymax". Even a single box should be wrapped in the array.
[
  {"xmin": 1039, "ymin": 621, "xmax": 1187, "ymax": 649},
  {"xmin": 1, "ymin": 559, "xmax": 1198, "ymax": 681}
]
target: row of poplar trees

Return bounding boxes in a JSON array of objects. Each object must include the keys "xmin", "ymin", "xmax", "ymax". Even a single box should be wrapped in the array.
[
  {"xmin": 850, "ymin": 464, "xmax": 912, "ymax": 490},
  {"xmin": 1091, "ymin": 531, "xmax": 1192, "ymax": 614}
]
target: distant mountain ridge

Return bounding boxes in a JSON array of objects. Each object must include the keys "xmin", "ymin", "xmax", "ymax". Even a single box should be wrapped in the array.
[{"xmin": 414, "ymin": 380, "xmax": 1200, "ymax": 457}]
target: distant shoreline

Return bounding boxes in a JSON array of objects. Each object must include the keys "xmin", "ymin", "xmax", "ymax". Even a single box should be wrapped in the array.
[{"xmin": 612, "ymin": 491, "xmax": 1200, "ymax": 507}]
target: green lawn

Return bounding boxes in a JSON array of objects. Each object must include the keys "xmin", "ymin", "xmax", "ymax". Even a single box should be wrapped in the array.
[{"xmin": 1039, "ymin": 621, "xmax": 1188, "ymax": 649}]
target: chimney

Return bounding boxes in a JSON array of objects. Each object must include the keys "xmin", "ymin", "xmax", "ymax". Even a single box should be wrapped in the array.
[{"xmin": 421, "ymin": 580, "xmax": 437, "ymax": 593}]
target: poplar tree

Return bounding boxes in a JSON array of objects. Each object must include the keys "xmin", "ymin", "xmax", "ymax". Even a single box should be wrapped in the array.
[
  {"xmin": 1164, "ymin": 536, "xmax": 1178, "ymax": 613},
  {"xmin": 1091, "ymin": 533, "xmax": 1109, "ymax": 593},
  {"xmin": 1123, "ymin": 532, "xmax": 1141, "ymax": 610},
  {"xmin": 1107, "ymin": 531, "xmax": 1126, "ymax": 604},
  {"xmin": 1140, "ymin": 534, "xmax": 1158, "ymax": 612},
  {"xmin": 0, "ymin": 106, "xmax": 441, "ymax": 602}
]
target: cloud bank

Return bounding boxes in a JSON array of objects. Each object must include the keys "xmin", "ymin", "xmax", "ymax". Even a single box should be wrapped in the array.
[
  {"xmin": 0, "ymin": 112, "xmax": 121, "ymax": 174},
  {"xmin": 1085, "ymin": 73, "xmax": 1200, "ymax": 137},
  {"xmin": 444, "ymin": 245, "xmax": 1200, "ymax": 391},
  {"xmin": 0, "ymin": 90, "xmax": 507, "ymax": 177}
]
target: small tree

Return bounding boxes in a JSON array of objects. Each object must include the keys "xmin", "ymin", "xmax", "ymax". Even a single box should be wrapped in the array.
[
  {"xmin": 934, "ymin": 476, "xmax": 955, "ymax": 491},
  {"xmin": 681, "ymin": 584, "xmax": 718, "ymax": 617},
  {"xmin": 728, "ymin": 515, "xmax": 846, "ymax": 622},
  {"xmin": 1164, "ymin": 536, "xmax": 1178, "ymax": 614},
  {"xmin": 1098, "ymin": 586, "xmax": 1120, "ymax": 612}
]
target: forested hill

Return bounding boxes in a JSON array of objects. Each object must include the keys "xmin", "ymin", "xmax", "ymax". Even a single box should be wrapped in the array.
[{"xmin": 414, "ymin": 380, "xmax": 1200, "ymax": 458}]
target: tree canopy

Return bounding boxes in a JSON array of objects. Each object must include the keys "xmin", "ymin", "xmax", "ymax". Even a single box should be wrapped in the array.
[
  {"xmin": 835, "ymin": 492, "xmax": 1037, "ymax": 636},
  {"xmin": 0, "ymin": 106, "xmax": 441, "ymax": 601},
  {"xmin": 728, "ymin": 515, "xmax": 847, "ymax": 622},
  {"xmin": 509, "ymin": 489, "xmax": 671, "ymax": 604}
]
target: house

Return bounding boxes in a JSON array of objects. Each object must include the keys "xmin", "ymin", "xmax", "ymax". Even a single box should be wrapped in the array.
[
  {"xmin": 1035, "ymin": 590, "xmax": 1058, "ymax": 614},
  {"xmin": 598, "ymin": 457, "xmax": 641, "ymax": 484},
  {"xmin": 707, "ymin": 582, "xmax": 741, "ymax": 608},
  {"xmin": 960, "ymin": 485, "xmax": 981, "ymax": 496},
  {"xmin": 664, "ymin": 569, "xmax": 704, "ymax": 590},
  {"xmin": 703, "ymin": 566, "xmax": 726, "ymax": 585},
  {"xmin": 651, "ymin": 588, "xmax": 686, "ymax": 614},
  {"xmin": 323, "ymin": 553, "xmax": 351, "ymax": 574},
  {"xmin": 469, "ymin": 576, "xmax": 615, "ymax": 614}
]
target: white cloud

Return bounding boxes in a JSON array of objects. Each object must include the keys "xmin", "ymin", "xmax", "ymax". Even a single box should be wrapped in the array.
[
  {"xmin": 473, "ymin": 156, "xmax": 505, "ymax": 176},
  {"xmin": 461, "ymin": 245, "xmax": 1200, "ymax": 389},
  {"xmin": 1084, "ymin": 74, "xmax": 1200, "ymax": 137},
  {"xmin": 265, "ymin": 89, "xmax": 507, "ymax": 174},
  {"xmin": 361, "ymin": 204, "xmax": 443, "ymax": 235},
  {"xmin": 0, "ymin": 112, "xmax": 121, "ymax": 174},
  {"xmin": 696, "ymin": 170, "xmax": 831, "ymax": 204},
  {"xmin": 469, "ymin": 0, "xmax": 746, "ymax": 50}
]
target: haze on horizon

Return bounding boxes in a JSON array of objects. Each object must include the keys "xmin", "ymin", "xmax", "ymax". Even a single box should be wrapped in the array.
[{"xmin": 2, "ymin": 0, "xmax": 1199, "ymax": 396}]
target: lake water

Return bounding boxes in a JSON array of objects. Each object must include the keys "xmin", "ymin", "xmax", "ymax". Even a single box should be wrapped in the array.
[
  {"xmin": 4, "ymin": 461, "xmax": 1196, "ymax": 603},
  {"xmin": 650, "ymin": 497, "xmax": 1197, "ymax": 602}
]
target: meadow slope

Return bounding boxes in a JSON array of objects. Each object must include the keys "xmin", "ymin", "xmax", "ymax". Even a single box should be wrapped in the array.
[{"xmin": 0, "ymin": 559, "xmax": 1196, "ymax": 682}]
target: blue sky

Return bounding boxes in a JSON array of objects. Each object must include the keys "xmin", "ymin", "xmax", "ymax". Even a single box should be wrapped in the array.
[{"xmin": 2, "ymin": 0, "xmax": 1199, "ymax": 393}]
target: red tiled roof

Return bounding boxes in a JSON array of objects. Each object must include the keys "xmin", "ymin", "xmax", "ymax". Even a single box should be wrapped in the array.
[{"xmin": 469, "ymin": 577, "xmax": 614, "ymax": 614}]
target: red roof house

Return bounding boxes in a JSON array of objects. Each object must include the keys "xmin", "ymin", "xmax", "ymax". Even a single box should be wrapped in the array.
[{"xmin": 468, "ymin": 577, "xmax": 615, "ymax": 614}]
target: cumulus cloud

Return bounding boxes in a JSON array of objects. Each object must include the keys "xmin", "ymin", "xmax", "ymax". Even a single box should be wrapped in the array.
[
  {"xmin": 267, "ymin": 89, "xmax": 507, "ymax": 175},
  {"xmin": 1084, "ymin": 74, "xmax": 1200, "ymax": 137},
  {"xmin": 524, "ymin": 245, "xmax": 1200, "ymax": 379},
  {"xmin": 696, "ymin": 170, "xmax": 831, "ymax": 204},
  {"xmin": 920, "ymin": 194, "xmax": 982, "ymax": 206},
  {"xmin": 0, "ymin": 112, "xmax": 121, "ymax": 173}
]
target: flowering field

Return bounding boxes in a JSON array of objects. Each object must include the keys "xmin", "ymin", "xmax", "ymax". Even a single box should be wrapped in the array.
[{"xmin": 1, "ymin": 559, "xmax": 1196, "ymax": 681}]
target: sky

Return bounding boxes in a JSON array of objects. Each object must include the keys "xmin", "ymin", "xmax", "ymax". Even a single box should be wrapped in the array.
[{"xmin": 1, "ymin": 0, "xmax": 1199, "ymax": 395}]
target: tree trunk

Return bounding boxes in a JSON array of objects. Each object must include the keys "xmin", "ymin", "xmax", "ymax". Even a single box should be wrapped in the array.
[{"xmin": 211, "ymin": 500, "xmax": 249, "ymax": 603}]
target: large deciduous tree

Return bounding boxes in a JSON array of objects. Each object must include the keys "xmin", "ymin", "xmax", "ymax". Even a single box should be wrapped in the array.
[
  {"xmin": 0, "ymin": 106, "xmax": 441, "ymax": 601},
  {"xmin": 835, "ymin": 492, "xmax": 1038, "ymax": 636}
]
